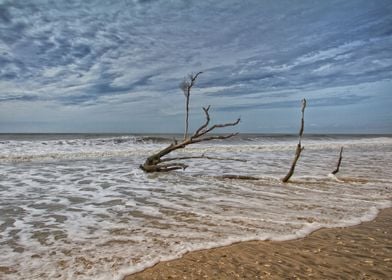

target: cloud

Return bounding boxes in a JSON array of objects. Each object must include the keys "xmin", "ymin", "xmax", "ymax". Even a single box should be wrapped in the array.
[
  {"xmin": 0, "ymin": 94, "xmax": 39, "ymax": 102},
  {"xmin": 0, "ymin": 0, "xmax": 391, "ymax": 132},
  {"xmin": 217, "ymin": 95, "xmax": 371, "ymax": 112}
]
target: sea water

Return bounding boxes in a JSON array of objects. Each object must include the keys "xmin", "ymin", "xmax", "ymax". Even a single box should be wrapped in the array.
[{"xmin": 0, "ymin": 134, "xmax": 391, "ymax": 280}]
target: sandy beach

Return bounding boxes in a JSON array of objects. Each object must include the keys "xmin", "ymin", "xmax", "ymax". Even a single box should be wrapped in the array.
[
  {"xmin": 1, "ymin": 134, "xmax": 391, "ymax": 279},
  {"xmin": 125, "ymin": 207, "xmax": 392, "ymax": 280}
]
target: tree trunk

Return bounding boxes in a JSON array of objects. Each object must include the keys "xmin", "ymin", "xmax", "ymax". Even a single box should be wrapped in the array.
[
  {"xmin": 282, "ymin": 99, "xmax": 306, "ymax": 183},
  {"xmin": 331, "ymin": 146, "xmax": 343, "ymax": 175},
  {"xmin": 181, "ymin": 72, "xmax": 202, "ymax": 140}
]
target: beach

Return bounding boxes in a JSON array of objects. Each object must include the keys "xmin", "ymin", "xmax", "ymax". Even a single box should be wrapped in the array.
[
  {"xmin": 125, "ymin": 207, "xmax": 392, "ymax": 279},
  {"xmin": 0, "ymin": 134, "xmax": 391, "ymax": 279},
  {"xmin": 2, "ymin": 1, "xmax": 391, "ymax": 279}
]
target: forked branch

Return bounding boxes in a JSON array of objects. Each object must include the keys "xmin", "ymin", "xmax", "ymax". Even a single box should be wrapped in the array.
[{"xmin": 140, "ymin": 74, "xmax": 240, "ymax": 173}]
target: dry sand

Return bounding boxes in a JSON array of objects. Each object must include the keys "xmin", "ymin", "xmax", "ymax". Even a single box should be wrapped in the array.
[{"xmin": 124, "ymin": 208, "xmax": 392, "ymax": 280}]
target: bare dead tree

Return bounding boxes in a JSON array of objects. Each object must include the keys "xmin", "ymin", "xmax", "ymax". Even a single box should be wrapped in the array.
[
  {"xmin": 282, "ymin": 98, "xmax": 307, "ymax": 182},
  {"xmin": 331, "ymin": 146, "xmax": 343, "ymax": 175},
  {"xmin": 140, "ymin": 75, "xmax": 240, "ymax": 173},
  {"xmin": 180, "ymin": 71, "xmax": 203, "ymax": 140}
]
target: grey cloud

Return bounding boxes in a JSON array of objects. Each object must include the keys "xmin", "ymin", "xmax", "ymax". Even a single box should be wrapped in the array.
[
  {"xmin": 217, "ymin": 95, "xmax": 371, "ymax": 112},
  {"xmin": 0, "ymin": 94, "xmax": 39, "ymax": 102},
  {"xmin": 0, "ymin": 0, "xmax": 391, "ymax": 133},
  {"xmin": 0, "ymin": 5, "xmax": 11, "ymax": 23}
]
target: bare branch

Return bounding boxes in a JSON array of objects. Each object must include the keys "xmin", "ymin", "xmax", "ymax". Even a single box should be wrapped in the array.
[
  {"xmin": 140, "ymin": 162, "xmax": 188, "ymax": 173},
  {"xmin": 282, "ymin": 98, "xmax": 306, "ymax": 182},
  {"xmin": 298, "ymin": 98, "xmax": 306, "ymax": 145},
  {"xmin": 190, "ymin": 71, "xmax": 203, "ymax": 86},
  {"xmin": 192, "ymin": 106, "xmax": 211, "ymax": 137},
  {"xmin": 219, "ymin": 175, "xmax": 260, "ymax": 180},
  {"xmin": 195, "ymin": 117, "xmax": 241, "ymax": 138},
  {"xmin": 331, "ymin": 146, "xmax": 343, "ymax": 175},
  {"xmin": 190, "ymin": 133, "xmax": 239, "ymax": 144},
  {"xmin": 181, "ymin": 71, "xmax": 203, "ymax": 140},
  {"xmin": 140, "ymin": 72, "xmax": 240, "ymax": 173},
  {"xmin": 205, "ymin": 118, "xmax": 241, "ymax": 133}
]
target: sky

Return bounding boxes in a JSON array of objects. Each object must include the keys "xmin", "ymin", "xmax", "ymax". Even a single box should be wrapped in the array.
[{"xmin": 0, "ymin": 0, "xmax": 391, "ymax": 134}]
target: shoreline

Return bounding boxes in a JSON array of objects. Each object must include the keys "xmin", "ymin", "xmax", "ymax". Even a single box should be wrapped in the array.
[{"xmin": 124, "ymin": 207, "xmax": 392, "ymax": 279}]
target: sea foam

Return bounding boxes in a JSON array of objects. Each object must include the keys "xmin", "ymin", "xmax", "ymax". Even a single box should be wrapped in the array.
[{"xmin": 0, "ymin": 134, "xmax": 391, "ymax": 279}]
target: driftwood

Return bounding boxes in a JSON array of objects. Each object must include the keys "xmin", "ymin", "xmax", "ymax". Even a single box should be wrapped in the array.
[
  {"xmin": 219, "ymin": 175, "xmax": 259, "ymax": 180},
  {"xmin": 331, "ymin": 146, "xmax": 344, "ymax": 175},
  {"xmin": 140, "ymin": 106, "xmax": 240, "ymax": 172},
  {"xmin": 282, "ymin": 98, "xmax": 307, "ymax": 182},
  {"xmin": 140, "ymin": 73, "xmax": 240, "ymax": 173}
]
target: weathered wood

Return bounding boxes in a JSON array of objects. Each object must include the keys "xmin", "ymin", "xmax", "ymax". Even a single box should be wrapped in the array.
[
  {"xmin": 282, "ymin": 98, "xmax": 306, "ymax": 183},
  {"xmin": 140, "ymin": 74, "xmax": 240, "ymax": 173},
  {"xmin": 219, "ymin": 175, "xmax": 259, "ymax": 180},
  {"xmin": 331, "ymin": 146, "xmax": 344, "ymax": 175}
]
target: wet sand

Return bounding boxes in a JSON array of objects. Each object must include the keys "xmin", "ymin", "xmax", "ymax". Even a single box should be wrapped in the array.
[{"xmin": 124, "ymin": 207, "xmax": 392, "ymax": 280}]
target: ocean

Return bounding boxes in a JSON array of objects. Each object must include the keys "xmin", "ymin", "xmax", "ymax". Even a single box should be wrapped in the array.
[{"xmin": 0, "ymin": 133, "xmax": 391, "ymax": 280}]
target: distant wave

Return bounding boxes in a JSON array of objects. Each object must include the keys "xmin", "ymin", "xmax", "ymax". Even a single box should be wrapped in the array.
[
  {"xmin": 0, "ymin": 150, "xmax": 141, "ymax": 162},
  {"xmin": 0, "ymin": 134, "xmax": 174, "ymax": 144},
  {"xmin": 1, "ymin": 134, "xmax": 391, "ymax": 163}
]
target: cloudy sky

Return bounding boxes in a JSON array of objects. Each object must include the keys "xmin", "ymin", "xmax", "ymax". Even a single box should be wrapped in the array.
[{"xmin": 0, "ymin": 0, "xmax": 391, "ymax": 133}]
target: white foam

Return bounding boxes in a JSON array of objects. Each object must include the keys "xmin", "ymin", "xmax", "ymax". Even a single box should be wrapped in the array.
[
  {"xmin": 0, "ymin": 135, "xmax": 391, "ymax": 279},
  {"xmin": 328, "ymin": 173, "xmax": 344, "ymax": 182}
]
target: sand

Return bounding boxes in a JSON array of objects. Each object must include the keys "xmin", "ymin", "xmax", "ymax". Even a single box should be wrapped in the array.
[{"xmin": 124, "ymin": 208, "xmax": 392, "ymax": 280}]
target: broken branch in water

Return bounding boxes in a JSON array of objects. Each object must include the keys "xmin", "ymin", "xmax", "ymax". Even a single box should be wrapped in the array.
[
  {"xmin": 331, "ymin": 146, "xmax": 344, "ymax": 175},
  {"xmin": 219, "ymin": 174, "xmax": 260, "ymax": 180},
  {"xmin": 282, "ymin": 98, "xmax": 306, "ymax": 183}
]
